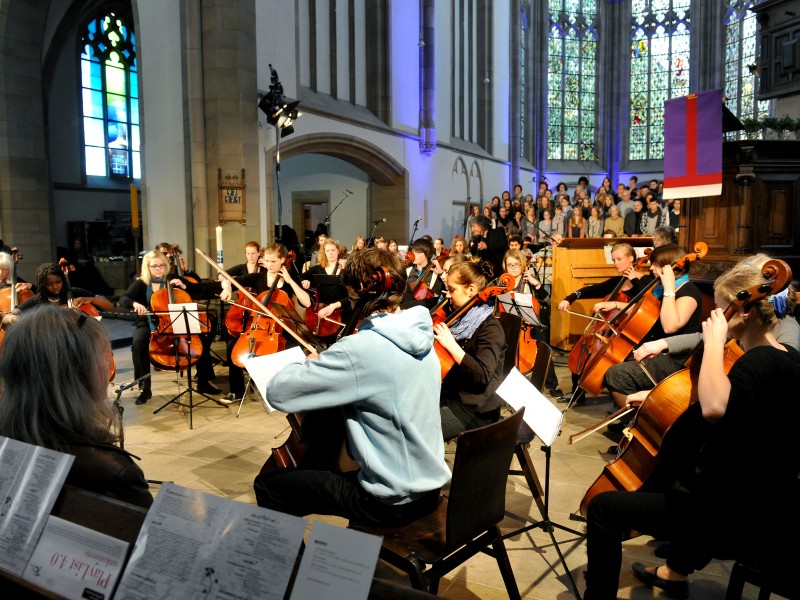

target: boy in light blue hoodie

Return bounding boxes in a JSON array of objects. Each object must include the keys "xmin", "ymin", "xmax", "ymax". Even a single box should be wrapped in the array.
[{"xmin": 254, "ymin": 248, "xmax": 451, "ymax": 526}]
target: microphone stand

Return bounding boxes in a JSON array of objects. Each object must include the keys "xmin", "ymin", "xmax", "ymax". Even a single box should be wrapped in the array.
[
  {"xmin": 323, "ymin": 189, "xmax": 353, "ymax": 230},
  {"xmin": 408, "ymin": 219, "xmax": 421, "ymax": 245},
  {"xmin": 367, "ymin": 220, "xmax": 382, "ymax": 247}
]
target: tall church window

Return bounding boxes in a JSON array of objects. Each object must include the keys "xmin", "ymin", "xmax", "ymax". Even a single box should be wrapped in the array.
[
  {"xmin": 547, "ymin": 0, "xmax": 598, "ymax": 161},
  {"xmin": 80, "ymin": 11, "xmax": 139, "ymax": 178},
  {"xmin": 629, "ymin": 0, "xmax": 690, "ymax": 160},
  {"xmin": 520, "ymin": 1, "xmax": 530, "ymax": 161},
  {"xmin": 724, "ymin": 0, "xmax": 768, "ymax": 132}
]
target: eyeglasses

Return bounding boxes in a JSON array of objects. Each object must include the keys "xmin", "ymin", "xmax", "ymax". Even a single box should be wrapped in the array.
[
  {"xmin": 150, "ymin": 264, "xmax": 166, "ymax": 269},
  {"xmin": 505, "ymin": 262, "xmax": 522, "ymax": 268}
]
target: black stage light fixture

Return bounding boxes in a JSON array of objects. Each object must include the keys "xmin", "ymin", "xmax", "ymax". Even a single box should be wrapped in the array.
[{"xmin": 258, "ymin": 65, "xmax": 301, "ymax": 138}]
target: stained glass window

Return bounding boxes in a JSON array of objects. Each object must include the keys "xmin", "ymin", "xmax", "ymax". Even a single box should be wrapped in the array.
[
  {"xmin": 520, "ymin": 1, "xmax": 529, "ymax": 160},
  {"xmin": 629, "ymin": 0, "xmax": 690, "ymax": 160},
  {"xmin": 80, "ymin": 11, "xmax": 139, "ymax": 178},
  {"xmin": 547, "ymin": 0, "xmax": 598, "ymax": 161},
  {"xmin": 724, "ymin": 0, "xmax": 768, "ymax": 137}
]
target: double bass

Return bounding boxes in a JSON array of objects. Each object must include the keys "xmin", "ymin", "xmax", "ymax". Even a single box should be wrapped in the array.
[{"xmin": 578, "ymin": 258, "xmax": 792, "ymax": 520}]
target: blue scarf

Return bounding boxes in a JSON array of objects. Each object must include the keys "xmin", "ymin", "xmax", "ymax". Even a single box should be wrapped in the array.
[
  {"xmin": 449, "ymin": 303, "xmax": 493, "ymax": 342},
  {"xmin": 652, "ymin": 273, "xmax": 689, "ymax": 300}
]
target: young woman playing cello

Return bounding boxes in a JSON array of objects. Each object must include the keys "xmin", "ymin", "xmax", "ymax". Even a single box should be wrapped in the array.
[
  {"xmin": 220, "ymin": 242, "xmax": 311, "ymax": 399},
  {"xmin": 435, "ymin": 259, "xmax": 507, "ymax": 440},
  {"xmin": 301, "ymin": 238, "xmax": 350, "ymax": 343},
  {"xmin": 583, "ymin": 257, "xmax": 800, "ymax": 600},
  {"xmin": 556, "ymin": 242, "xmax": 652, "ymax": 402},
  {"xmin": 120, "ymin": 250, "xmax": 221, "ymax": 405},
  {"xmin": 602, "ymin": 244, "xmax": 703, "ymax": 411}
]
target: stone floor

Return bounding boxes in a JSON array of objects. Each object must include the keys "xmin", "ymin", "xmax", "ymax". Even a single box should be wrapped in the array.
[{"xmin": 102, "ymin": 316, "xmax": 771, "ymax": 600}]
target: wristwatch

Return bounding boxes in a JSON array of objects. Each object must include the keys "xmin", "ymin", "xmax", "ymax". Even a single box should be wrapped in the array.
[{"xmin": 663, "ymin": 290, "xmax": 676, "ymax": 297}]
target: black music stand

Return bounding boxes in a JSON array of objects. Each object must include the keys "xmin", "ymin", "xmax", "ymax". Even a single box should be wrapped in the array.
[
  {"xmin": 499, "ymin": 373, "xmax": 585, "ymax": 600},
  {"xmin": 152, "ymin": 305, "xmax": 229, "ymax": 429}
]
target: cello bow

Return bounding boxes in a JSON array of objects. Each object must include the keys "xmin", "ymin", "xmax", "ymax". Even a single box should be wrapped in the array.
[{"xmin": 195, "ymin": 248, "xmax": 318, "ymax": 355}]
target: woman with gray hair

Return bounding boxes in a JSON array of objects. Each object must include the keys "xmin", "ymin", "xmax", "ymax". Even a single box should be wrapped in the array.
[{"xmin": 0, "ymin": 305, "xmax": 153, "ymax": 508}]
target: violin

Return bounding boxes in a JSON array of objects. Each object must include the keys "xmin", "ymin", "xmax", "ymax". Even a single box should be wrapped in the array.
[
  {"xmin": 435, "ymin": 272, "xmax": 514, "ymax": 379},
  {"xmin": 147, "ymin": 275, "xmax": 206, "ymax": 371},
  {"xmin": 577, "ymin": 242, "xmax": 708, "ymax": 396},
  {"xmin": 409, "ymin": 260, "xmax": 438, "ymax": 301},
  {"xmin": 577, "ymin": 258, "xmax": 792, "ymax": 523},
  {"xmin": 58, "ymin": 258, "xmax": 116, "ymax": 381}
]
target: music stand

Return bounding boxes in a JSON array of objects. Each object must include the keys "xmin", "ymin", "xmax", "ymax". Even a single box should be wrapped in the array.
[
  {"xmin": 497, "ymin": 368, "xmax": 585, "ymax": 600},
  {"xmin": 152, "ymin": 305, "xmax": 228, "ymax": 429}
]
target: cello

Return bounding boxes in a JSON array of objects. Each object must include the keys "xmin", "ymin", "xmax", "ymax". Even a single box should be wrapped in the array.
[
  {"xmin": 577, "ymin": 258, "xmax": 792, "ymax": 520},
  {"xmin": 0, "ymin": 248, "xmax": 34, "ymax": 345},
  {"xmin": 229, "ymin": 275, "xmax": 290, "ymax": 368},
  {"xmin": 577, "ymin": 242, "xmax": 708, "ymax": 395},
  {"xmin": 196, "ymin": 248, "xmax": 352, "ymax": 472},
  {"xmin": 147, "ymin": 275, "xmax": 206, "ymax": 371}
]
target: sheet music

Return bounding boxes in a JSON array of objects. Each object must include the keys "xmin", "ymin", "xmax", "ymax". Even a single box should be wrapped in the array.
[
  {"xmin": 290, "ymin": 521, "xmax": 382, "ymax": 600},
  {"xmin": 0, "ymin": 436, "xmax": 75, "ymax": 575},
  {"xmin": 242, "ymin": 346, "xmax": 306, "ymax": 412},
  {"xmin": 167, "ymin": 303, "xmax": 202, "ymax": 334},
  {"xmin": 496, "ymin": 368, "xmax": 563, "ymax": 447},
  {"xmin": 114, "ymin": 483, "xmax": 308, "ymax": 600},
  {"xmin": 496, "ymin": 292, "xmax": 543, "ymax": 327}
]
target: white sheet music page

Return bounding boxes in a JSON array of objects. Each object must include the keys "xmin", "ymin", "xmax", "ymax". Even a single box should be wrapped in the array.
[
  {"xmin": 496, "ymin": 368, "xmax": 563, "ymax": 447},
  {"xmin": 167, "ymin": 303, "xmax": 201, "ymax": 334},
  {"xmin": 242, "ymin": 346, "xmax": 306, "ymax": 412},
  {"xmin": 290, "ymin": 521, "xmax": 382, "ymax": 600},
  {"xmin": 0, "ymin": 436, "xmax": 74, "ymax": 575},
  {"xmin": 114, "ymin": 483, "xmax": 307, "ymax": 600},
  {"xmin": 22, "ymin": 515, "xmax": 128, "ymax": 600}
]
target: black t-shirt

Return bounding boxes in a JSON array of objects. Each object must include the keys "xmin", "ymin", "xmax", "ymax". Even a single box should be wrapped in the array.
[{"xmin": 642, "ymin": 281, "xmax": 703, "ymax": 344}]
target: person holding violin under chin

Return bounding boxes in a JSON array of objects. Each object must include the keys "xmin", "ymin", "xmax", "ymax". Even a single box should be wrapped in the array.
[
  {"xmin": 404, "ymin": 237, "xmax": 444, "ymax": 309},
  {"xmin": 119, "ymin": 250, "xmax": 221, "ymax": 405},
  {"xmin": 434, "ymin": 259, "xmax": 507, "ymax": 441},
  {"xmin": 582, "ymin": 257, "xmax": 800, "ymax": 600},
  {"xmin": 254, "ymin": 248, "xmax": 451, "ymax": 526},
  {"xmin": 2, "ymin": 262, "xmax": 113, "ymax": 327},
  {"xmin": 219, "ymin": 242, "xmax": 312, "ymax": 400}
]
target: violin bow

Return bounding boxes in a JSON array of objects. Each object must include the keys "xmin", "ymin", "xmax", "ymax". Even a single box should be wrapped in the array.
[{"xmin": 196, "ymin": 248, "xmax": 317, "ymax": 355}]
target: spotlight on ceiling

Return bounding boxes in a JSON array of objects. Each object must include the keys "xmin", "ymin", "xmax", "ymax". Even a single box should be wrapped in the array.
[{"xmin": 258, "ymin": 65, "xmax": 302, "ymax": 138}]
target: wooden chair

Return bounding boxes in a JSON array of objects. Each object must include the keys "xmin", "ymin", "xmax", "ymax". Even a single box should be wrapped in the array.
[
  {"xmin": 350, "ymin": 409, "xmax": 525, "ymax": 599},
  {"xmin": 725, "ymin": 560, "xmax": 794, "ymax": 600}
]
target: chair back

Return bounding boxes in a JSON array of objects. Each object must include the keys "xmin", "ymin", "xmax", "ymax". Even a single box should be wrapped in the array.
[
  {"xmin": 496, "ymin": 311, "xmax": 522, "ymax": 376},
  {"xmin": 529, "ymin": 339, "xmax": 552, "ymax": 391},
  {"xmin": 445, "ymin": 408, "xmax": 525, "ymax": 553}
]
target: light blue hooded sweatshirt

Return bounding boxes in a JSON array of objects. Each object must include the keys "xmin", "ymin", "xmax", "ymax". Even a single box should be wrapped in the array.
[{"xmin": 266, "ymin": 305, "xmax": 451, "ymax": 504}]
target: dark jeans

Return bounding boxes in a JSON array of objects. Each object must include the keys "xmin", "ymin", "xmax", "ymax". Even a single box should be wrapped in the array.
[
  {"xmin": 584, "ymin": 490, "xmax": 709, "ymax": 600},
  {"xmin": 603, "ymin": 354, "xmax": 684, "ymax": 396},
  {"xmin": 440, "ymin": 396, "xmax": 500, "ymax": 441},
  {"xmin": 254, "ymin": 468, "xmax": 441, "ymax": 527}
]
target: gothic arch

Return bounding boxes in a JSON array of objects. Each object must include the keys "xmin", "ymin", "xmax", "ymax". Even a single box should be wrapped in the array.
[{"xmin": 267, "ymin": 133, "xmax": 408, "ymax": 241}]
